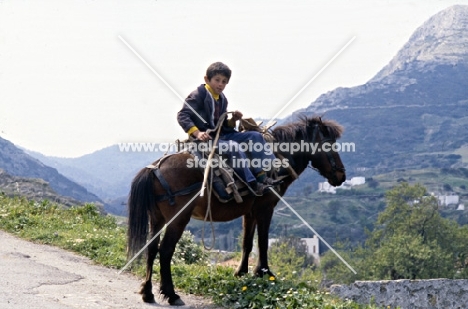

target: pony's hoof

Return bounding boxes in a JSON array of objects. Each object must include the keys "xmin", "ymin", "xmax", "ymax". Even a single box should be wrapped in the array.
[
  {"xmin": 169, "ymin": 297, "xmax": 185, "ymax": 306},
  {"xmin": 234, "ymin": 269, "xmax": 247, "ymax": 277},
  {"xmin": 142, "ymin": 294, "xmax": 156, "ymax": 303},
  {"xmin": 255, "ymin": 267, "xmax": 275, "ymax": 278}
]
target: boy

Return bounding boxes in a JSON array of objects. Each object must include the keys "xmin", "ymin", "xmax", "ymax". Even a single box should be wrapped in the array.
[{"xmin": 177, "ymin": 62, "xmax": 276, "ymax": 196}]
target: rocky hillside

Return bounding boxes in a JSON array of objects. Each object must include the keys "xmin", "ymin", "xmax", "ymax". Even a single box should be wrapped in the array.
[
  {"xmin": 26, "ymin": 144, "xmax": 165, "ymax": 215},
  {"xmin": 0, "ymin": 137, "xmax": 103, "ymax": 204},
  {"xmin": 372, "ymin": 4, "xmax": 468, "ymax": 81},
  {"xmin": 0, "ymin": 169, "xmax": 82, "ymax": 207},
  {"xmin": 292, "ymin": 5, "xmax": 468, "ymax": 175}
]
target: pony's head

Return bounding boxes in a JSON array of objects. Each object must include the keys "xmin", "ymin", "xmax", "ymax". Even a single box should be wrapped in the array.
[
  {"xmin": 273, "ymin": 116, "xmax": 346, "ymax": 186},
  {"xmin": 305, "ymin": 116, "xmax": 346, "ymax": 186}
]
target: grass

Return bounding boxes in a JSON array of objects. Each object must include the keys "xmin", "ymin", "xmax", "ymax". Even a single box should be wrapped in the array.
[
  {"xmin": 371, "ymin": 168, "xmax": 468, "ymax": 195},
  {"xmin": 0, "ymin": 193, "xmax": 386, "ymax": 308},
  {"xmin": 0, "ymin": 195, "xmax": 127, "ymax": 268},
  {"xmin": 170, "ymin": 264, "xmax": 372, "ymax": 309}
]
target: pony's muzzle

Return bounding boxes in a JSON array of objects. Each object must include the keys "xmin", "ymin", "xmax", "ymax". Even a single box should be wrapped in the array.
[{"xmin": 329, "ymin": 170, "xmax": 346, "ymax": 187}]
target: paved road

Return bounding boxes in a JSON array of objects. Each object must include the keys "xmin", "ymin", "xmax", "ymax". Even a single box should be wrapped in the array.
[{"xmin": 0, "ymin": 231, "xmax": 220, "ymax": 309}]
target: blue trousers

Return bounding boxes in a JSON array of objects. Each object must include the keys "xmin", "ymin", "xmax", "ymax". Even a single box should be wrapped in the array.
[{"xmin": 218, "ymin": 131, "xmax": 276, "ymax": 183}]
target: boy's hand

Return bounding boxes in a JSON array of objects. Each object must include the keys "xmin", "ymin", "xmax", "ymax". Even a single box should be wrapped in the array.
[
  {"xmin": 193, "ymin": 130, "xmax": 212, "ymax": 141},
  {"xmin": 231, "ymin": 110, "xmax": 243, "ymax": 121}
]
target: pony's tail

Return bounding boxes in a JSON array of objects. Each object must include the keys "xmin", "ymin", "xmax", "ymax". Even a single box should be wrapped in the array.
[{"xmin": 127, "ymin": 167, "xmax": 156, "ymax": 261}]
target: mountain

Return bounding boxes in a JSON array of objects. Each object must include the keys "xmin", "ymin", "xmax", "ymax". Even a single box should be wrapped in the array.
[
  {"xmin": 372, "ymin": 5, "xmax": 468, "ymax": 82},
  {"xmin": 0, "ymin": 136, "xmax": 102, "ymax": 204},
  {"xmin": 293, "ymin": 5, "xmax": 468, "ymax": 174},
  {"xmin": 26, "ymin": 144, "xmax": 166, "ymax": 202}
]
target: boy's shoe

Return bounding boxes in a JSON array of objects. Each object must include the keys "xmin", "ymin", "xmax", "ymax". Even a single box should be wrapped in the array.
[
  {"xmin": 263, "ymin": 177, "xmax": 283, "ymax": 186},
  {"xmin": 254, "ymin": 183, "xmax": 273, "ymax": 196},
  {"xmin": 249, "ymin": 178, "xmax": 281, "ymax": 196}
]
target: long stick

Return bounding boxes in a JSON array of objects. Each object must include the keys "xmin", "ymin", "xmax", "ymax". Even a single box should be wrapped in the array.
[
  {"xmin": 200, "ymin": 113, "xmax": 230, "ymax": 197},
  {"xmin": 200, "ymin": 135, "xmax": 219, "ymax": 197}
]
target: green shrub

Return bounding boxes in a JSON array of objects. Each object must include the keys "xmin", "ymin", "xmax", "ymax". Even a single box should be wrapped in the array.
[{"xmin": 173, "ymin": 230, "xmax": 208, "ymax": 265}]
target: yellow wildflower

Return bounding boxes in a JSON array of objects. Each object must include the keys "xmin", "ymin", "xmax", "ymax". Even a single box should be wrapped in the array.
[
  {"xmin": 269, "ymin": 276, "xmax": 275, "ymax": 281},
  {"xmin": 242, "ymin": 286, "xmax": 247, "ymax": 291}
]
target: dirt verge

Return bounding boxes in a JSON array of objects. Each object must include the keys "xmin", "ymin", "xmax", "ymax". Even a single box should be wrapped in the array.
[{"xmin": 0, "ymin": 230, "xmax": 221, "ymax": 308}]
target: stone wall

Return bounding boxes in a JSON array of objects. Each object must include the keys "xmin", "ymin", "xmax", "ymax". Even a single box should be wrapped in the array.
[{"xmin": 330, "ymin": 279, "xmax": 468, "ymax": 309}]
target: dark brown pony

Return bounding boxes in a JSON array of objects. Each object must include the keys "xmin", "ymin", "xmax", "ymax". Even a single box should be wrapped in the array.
[{"xmin": 127, "ymin": 116, "xmax": 346, "ymax": 306}]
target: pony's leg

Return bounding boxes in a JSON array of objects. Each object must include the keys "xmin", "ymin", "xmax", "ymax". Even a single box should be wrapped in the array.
[
  {"xmin": 254, "ymin": 206, "xmax": 275, "ymax": 277},
  {"xmin": 235, "ymin": 213, "xmax": 257, "ymax": 276},
  {"xmin": 140, "ymin": 220, "xmax": 164, "ymax": 303},
  {"xmin": 159, "ymin": 223, "xmax": 187, "ymax": 306}
]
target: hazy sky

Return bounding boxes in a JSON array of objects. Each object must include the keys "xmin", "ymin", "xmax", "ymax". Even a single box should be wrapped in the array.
[{"xmin": 1, "ymin": 0, "xmax": 466, "ymax": 157}]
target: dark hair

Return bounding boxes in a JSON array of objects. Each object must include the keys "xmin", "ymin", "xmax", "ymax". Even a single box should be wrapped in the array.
[{"xmin": 206, "ymin": 62, "xmax": 231, "ymax": 81}]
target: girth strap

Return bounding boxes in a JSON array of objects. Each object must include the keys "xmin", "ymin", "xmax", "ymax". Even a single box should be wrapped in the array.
[{"xmin": 153, "ymin": 168, "xmax": 202, "ymax": 205}]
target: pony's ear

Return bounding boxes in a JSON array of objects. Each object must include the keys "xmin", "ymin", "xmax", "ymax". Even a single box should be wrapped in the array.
[{"xmin": 319, "ymin": 117, "xmax": 322, "ymax": 124}]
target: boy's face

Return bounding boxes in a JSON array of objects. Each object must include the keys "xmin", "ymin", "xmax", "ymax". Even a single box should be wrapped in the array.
[{"xmin": 204, "ymin": 74, "xmax": 229, "ymax": 95}]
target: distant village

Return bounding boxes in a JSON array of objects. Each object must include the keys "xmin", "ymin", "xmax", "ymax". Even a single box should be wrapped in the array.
[
  {"xmin": 318, "ymin": 177, "xmax": 366, "ymax": 194},
  {"xmin": 318, "ymin": 177, "xmax": 465, "ymax": 211}
]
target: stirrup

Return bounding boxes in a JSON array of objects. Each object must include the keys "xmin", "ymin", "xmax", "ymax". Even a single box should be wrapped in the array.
[{"xmin": 254, "ymin": 183, "xmax": 273, "ymax": 197}]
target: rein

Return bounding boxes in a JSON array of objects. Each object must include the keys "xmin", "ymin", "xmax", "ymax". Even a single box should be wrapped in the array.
[
  {"xmin": 200, "ymin": 111, "xmax": 233, "ymax": 250},
  {"xmin": 200, "ymin": 112, "xmax": 232, "ymax": 197}
]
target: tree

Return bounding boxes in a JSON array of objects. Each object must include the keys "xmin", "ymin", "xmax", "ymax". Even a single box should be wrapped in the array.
[
  {"xmin": 366, "ymin": 233, "xmax": 452, "ymax": 280},
  {"xmin": 363, "ymin": 182, "xmax": 468, "ymax": 280},
  {"xmin": 321, "ymin": 183, "xmax": 468, "ymax": 283},
  {"xmin": 320, "ymin": 241, "xmax": 364, "ymax": 284},
  {"xmin": 268, "ymin": 236, "xmax": 315, "ymax": 280},
  {"xmin": 367, "ymin": 178, "xmax": 379, "ymax": 189},
  {"xmin": 327, "ymin": 200, "xmax": 342, "ymax": 221}
]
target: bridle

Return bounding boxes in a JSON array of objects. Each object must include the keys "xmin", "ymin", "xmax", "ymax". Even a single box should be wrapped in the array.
[{"xmin": 308, "ymin": 122, "xmax": 345, "ymax": 185}]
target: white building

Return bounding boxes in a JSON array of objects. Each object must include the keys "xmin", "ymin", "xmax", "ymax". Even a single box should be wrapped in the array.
[
  {"xmin": 318, "ymin": 177, "xmax": 366, "ymax": 193},
  {"xmin": 348, "ymin": 177, "xmax": 365, "ymax": 186},
  {"xmin": 302, "ymin": 235, "xmax": 320, "ymax": 262},
  {"xmin": 318, "ymin": 181, "xmax": 337, "ymax": 194},
  {"xmin": 438, "ymin": 195, "xmax": 459, "ymax": 206},
  {"xmin": 264, "ymin": 235, "xmax": 320, "ymax": 263}
]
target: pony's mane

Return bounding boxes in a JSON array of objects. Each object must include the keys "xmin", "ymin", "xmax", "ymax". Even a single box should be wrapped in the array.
[
  {"xmin": 272, "ymin": 116, "xmax": 344, "ymax": 143},
  {"xmin": 322, "ymin": 118, "xmax": 344, "ymax": 138}
]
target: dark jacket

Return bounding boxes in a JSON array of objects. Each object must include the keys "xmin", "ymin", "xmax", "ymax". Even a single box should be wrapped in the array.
[{"xmin": 177, "ymin": 84, "xmax": 235, "ymax": 134}]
